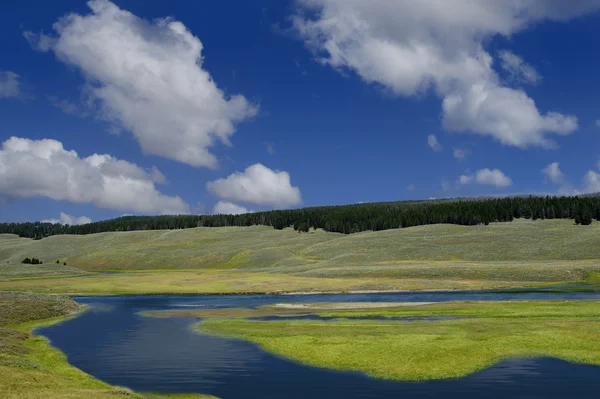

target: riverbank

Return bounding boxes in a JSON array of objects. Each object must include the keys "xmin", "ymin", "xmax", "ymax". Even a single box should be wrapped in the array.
[
  {"xmin": 195, "ymin": 300, "xmax": 600, "ymax": 381},
  {"xmin": 0, "ymin": 292, "xmax": 217, "ymax": 399},
  {"xmin": 0, "ymin": 268, "xmax": 581, "ymax": 296}
]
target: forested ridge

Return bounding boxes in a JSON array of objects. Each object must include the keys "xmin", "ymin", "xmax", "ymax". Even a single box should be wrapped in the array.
[{"xmin": 2, "ymin": 196, "xmax": 600, "ymax": 239}]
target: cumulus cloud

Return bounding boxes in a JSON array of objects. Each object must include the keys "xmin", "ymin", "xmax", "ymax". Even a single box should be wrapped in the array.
[
  {"xmin": 453, "ymin": 148, "xmax": 471, "ymax": 160},
  {"xmin": 459, "ymin": 175, "xmax": 473, "ymax": 185},
  {"xmin": 542, "ymin": 162, "xmax": 565, "ymax": 184},
  {"xmin": 0, "ymin": 71, "xmax": 21, "ymax": 99},
  {"xmin": 26, "ymin": 0, "xmax": 257, "ymax": 167},
  {"xmin": 207, "ymin": 163, "xmax": 301, "ymax": 207},
  {"xmin": 43, "ymin": 212, "xmax": 92, "ymax": 225},
  {"xmin": 459, "ymin": 168, "xmax": 513, "ymax": 188},
  {"xmin": 540, "ymin": 161, "xmax": 600, "ymax": 195},
  {"xmin": 498, "ymin": 50, "xmax": 541, "ymax": 84},
  {"xmin": 0, "ymin": 137, "xmax": 189, "ymax": 214},
  {"xmin": 583, "ymin": 170, "xmax": 600, "ymax": 193},
  {"xmin": 427, "ymin": 134, "xmax": 443, "ymax": 152},
  {"xmin": 212, "ymin": 201, "xmax": 251, "ymax": 215},
  {"xmin": 292, "ymin": 0, "xmax": 590, "ymax": 148}
]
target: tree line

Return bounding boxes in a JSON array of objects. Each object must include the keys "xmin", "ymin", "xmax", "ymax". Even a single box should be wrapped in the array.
[{"xmin": 1, "ymin": 196, "xmax": 599, "ymax": 239}]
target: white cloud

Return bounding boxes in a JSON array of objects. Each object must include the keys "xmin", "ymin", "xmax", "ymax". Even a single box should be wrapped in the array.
[
  {"xmin": 293, "ymin": 0, "xmax": 588, "ymax": 148},
  {"xmin": 453, "ymin": 147, "xmax": 471, "ymax": 160},
  {"xmin": 498, "ymin": 50, "xmax": 540, "ymax": 84},
  {"xmin": 460, "ymin": 168, "xmax": 512, "ymax": 188},
  {"xmin": 596, "ymin": 120, "xmax": 600, "ymax": 128},
  {"xmin": 542, "ymin": 162, "xmax": 565, "ymax": 184},
  {"xmin": 427, "ymin": 134, "xmax": 443, "ymax": 152},
  {"xmin": 207, "ymin": 163, "xmax": 301, "ymax": 207},
  {"xmin": 0, "ymin": 137, "xmax": 189, "ymax": 214},
  {"xmin": 212, "ymin": 201, "xmax": 251, "ymax": 215},
  {"xmin": 539, "ymin": 161, "xmax": 600, "ymax": 195},
  {"xmin": 583, "ymin": 170, "xmax": 600, "ymax": 193},
  {"xmin": 43, "ymin": 212, "xmax": 92, "ymax": 225},
  {"xmin": 406, "ymin": 184, "xmax": 416, "ymax": 191},
  {"xmin": 459, "ymin": 175, "xmax": 473, "ymax": 185},
  {"xmin": 0, "ymin": 71, "xmax": 21, "ymax": 99},
  {"xmin": 26, "ymin": 0, "xmax": 257, "ymax": 168}
]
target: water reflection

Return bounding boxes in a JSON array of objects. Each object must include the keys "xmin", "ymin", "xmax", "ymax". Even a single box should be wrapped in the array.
[{"xmin": 37, "ymin": 294, "xmax": 600, "ymax": 398}]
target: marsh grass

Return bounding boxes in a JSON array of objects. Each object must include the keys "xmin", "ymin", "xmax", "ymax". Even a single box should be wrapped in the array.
[
  {"xmin": 0, "ymin": 292, "xmax": 217, "ymax": 399},
  {"xmin": 198, "ymin": 300, "xmax": 600, "ymax": 381},
  {"xmin": 0, "ymin": 269, "xmax": 552, "ymax": 295}
]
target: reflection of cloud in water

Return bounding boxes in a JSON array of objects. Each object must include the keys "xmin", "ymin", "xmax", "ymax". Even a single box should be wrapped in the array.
[{"xmin": 99, "ymin": 316, "xmax": 263, "ymax": 386}]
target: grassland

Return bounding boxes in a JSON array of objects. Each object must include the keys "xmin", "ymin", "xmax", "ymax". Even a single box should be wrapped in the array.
[
  {"xmin": 196, "ymin": 300, "xmax": 600, "ymax": 381},
  {"xmin": 0, "ymin": 292, "xmax": 216, "ymax": 399},
  {"xmin": 0, "ymin": 219, "xmax": 599, "ymax": 294}
]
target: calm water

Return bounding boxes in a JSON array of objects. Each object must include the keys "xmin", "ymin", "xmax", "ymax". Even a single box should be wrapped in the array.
[{"xmin": 37, "ymin": 292, "xmax": 600, "ymax": 398}]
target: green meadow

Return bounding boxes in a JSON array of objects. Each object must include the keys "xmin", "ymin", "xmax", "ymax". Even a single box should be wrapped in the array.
[
  {"xmin": 196, "ymin": 300, "xmax": 600, "ymax": 381},
  {"xmin": 0, "ymin": 219, "xmax": 599, "ymax": 294},
  {"xmin": 0, "ymin": 292, "xmax": 217, "ymax": 399}
]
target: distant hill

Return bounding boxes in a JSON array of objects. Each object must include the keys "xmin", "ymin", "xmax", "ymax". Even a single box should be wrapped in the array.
[
  {"xmin": 1, "ymin": 194, "xmax": 599, "ymax": 238},
  {"xmin": 1, "ymin": 220, "xmax": 600, "ymax": 286}
]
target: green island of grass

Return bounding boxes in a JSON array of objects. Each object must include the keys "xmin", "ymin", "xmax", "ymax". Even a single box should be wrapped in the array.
[
  {"xmin": 0, "ymin": 292, "xmax": 217, "ymax": 399},
  {"xmin": 195, "ymin": 300, "xmax": 600, "ymax": 381}
]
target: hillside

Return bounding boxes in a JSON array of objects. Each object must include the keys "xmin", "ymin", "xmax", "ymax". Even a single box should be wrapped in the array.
[{"xmin": 1, "ymin": 219, "xmax": 599, "ymax": 288}]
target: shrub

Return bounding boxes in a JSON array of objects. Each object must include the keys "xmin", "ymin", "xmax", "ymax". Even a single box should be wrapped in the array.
[{"xmin": 21, "ymin": 258, "xmax": 31, "ymax": 264}]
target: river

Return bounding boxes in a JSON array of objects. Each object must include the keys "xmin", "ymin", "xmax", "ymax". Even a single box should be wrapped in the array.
[{"xmin": 37, "ymin": 291, "xmax": 600, "ymax": 398}]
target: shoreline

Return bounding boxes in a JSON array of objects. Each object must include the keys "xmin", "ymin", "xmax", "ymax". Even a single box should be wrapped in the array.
[
  {"xmin": 38, "ymin": 284, "xmax": 590, "ymax": 297},
  {"xmin": 2, "ymin": 294, "xmax": 217, "ymax": 399},
  {"xmin": 55, "ymin": 287, "xmax": 526, "ymax": 297}
]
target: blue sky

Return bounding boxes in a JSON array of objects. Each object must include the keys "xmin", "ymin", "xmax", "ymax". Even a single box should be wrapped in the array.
[{"xmin": 1, "ymin": 0, "xmax": 600, "ymax": 224}]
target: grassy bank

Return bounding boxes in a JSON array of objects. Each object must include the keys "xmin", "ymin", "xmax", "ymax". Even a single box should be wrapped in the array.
[
  {"xmin": 197, "ymin": 300, "xmax": 600, "ymax": 381},
  {"xmin": 1, "ymin": 219, "xmax": 599, "ymax": 294},
  {"xmin": 0, "ymin": 292, "xmax": 216, "ymax": 399},
  {"xmin": 0, "ymin": 269, "xmax": 557, "ymax": 295}
]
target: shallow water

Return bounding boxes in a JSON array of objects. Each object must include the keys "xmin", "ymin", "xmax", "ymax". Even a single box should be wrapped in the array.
[
  {"xmin": 248, "ymin": 314, "xmax": 465, "ymax": 321},
  {"xmin": 37, "ymin": 293, "xmax": 600, "ymax": 398}
]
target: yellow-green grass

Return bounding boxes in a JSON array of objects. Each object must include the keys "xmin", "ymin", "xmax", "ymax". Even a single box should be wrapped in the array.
[
  {"xmin": 198, "ymin": 300, "xmax": 600, "ymax": 381},
  {"xmin": 0, "ymin": 262, "xmax": 86, "ymax": 277},
  {"xmin": 0, "ymin": 269, "xmax": 555, "ymax": 295},
  {"xmin": 0, "ymin": 292, "xmax": 217, "ymax": 399},
  {"xmin": 1, "ymin": 219, "xmax": 599, "ymax": 294}
]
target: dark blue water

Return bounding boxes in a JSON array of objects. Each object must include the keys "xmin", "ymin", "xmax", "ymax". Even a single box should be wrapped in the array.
[{"xmin": 37, "ymin": 293, "xmax": 600, "ymax": 398}]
